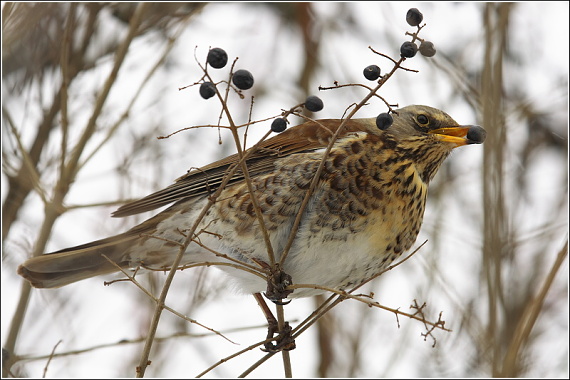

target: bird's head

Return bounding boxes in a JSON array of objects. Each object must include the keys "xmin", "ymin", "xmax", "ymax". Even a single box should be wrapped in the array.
[
  {"xmin": 376, "ymin": 105, "xmax": 486, "ymax": 183},
  {"xmin": 386, "ymin": 105, "xmax": 486, "ymax": 148}
]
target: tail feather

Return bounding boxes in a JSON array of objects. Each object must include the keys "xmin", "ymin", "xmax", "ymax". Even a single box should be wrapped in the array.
[{"xmin": 17, "ymin": 234, "xmax": 137, "ymax": 288}]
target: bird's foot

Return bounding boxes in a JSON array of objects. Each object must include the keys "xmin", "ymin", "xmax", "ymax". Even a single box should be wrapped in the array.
[
  {"xmin": 261, "ymin": 320, "xmax": 296, "ymax": 353},
  {"xmin": 264, "ymin": 266, "xmax": 293, "ymax": 304}
]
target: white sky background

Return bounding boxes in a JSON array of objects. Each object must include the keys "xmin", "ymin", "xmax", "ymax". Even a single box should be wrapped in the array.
[{"xmin": 2, "ymin": 2, "xmax": 568, "ymax": 377}]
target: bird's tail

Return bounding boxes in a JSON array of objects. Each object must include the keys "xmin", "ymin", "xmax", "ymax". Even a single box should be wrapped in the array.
[{"xmin": 17, "ymin": 234, "xmax": 138, "ymax": 288}]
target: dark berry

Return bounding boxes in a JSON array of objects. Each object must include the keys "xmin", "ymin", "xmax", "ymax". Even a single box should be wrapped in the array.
[
  {"xmin": 419, "ymin": 41, "xmax": 436, "ymax": 57},
  {"xmin": 305, "ymin": 95, "xmax": 324, "ymax": 112},
  {"xmin": 199, "ymin": 82, "xmax": 216, "ymax": 99},
  {"xmin": 207, "ymin": 47, "xmax": 228, "ymax": 69},
  {"xmin": 466, "ymin": 125, "xmax": 487, "ymax": 144},
  {"xmin": 406, "ymin": 8, "xmax": 423, "ymax": 27},
  {"xmin": 376, "ymin": 112, "xmax": 393, "ymax": 130},
  {"xmin": 400, "ymin": 41, "xmax": 418, "ymax": 58},
  {"xmin": 271, "ymin": 118, "xmax": 288, "ymax": 133},
  {"xmin": 363, "ymin": 65, "xmax": 381, "ymax": 81},
  {"xmin": 232, "ymin": 69, "xmax": 254, "ymax": 90}
]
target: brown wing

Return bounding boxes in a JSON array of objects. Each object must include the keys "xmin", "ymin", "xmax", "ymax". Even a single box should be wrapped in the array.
[{"xmin": 112, "ymin": 118, "xmax": 376, "ymax": 217}]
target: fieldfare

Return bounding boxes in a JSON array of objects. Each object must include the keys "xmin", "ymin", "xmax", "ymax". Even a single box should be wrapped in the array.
[{"xmin": 18, "ymin": 105, "xmax": 486, "ymax": 298}]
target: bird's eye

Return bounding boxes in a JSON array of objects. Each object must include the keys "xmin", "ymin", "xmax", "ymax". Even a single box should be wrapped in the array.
[{"xmin": 417, "ymin": 114, "xmax": 429, "ymax": 125}]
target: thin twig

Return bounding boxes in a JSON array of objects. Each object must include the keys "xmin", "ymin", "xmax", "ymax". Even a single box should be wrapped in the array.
[
  {"xmin": 42, "ymin": 340, "xmax": 63, "ymax": 378},
  {"xmin": 101, "ymin": 255, "xmax": 237, "ymax": 345},
  {"xmin": 277, "ymin": 304, "xmax": 293, "ymax": 377},
  {"xmin": 203, "ymin": 68, "xmax": 278, "ymax": 266}
]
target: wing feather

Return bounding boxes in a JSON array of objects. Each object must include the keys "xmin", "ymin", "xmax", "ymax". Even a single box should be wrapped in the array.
[{"xmin": 112, "ymin": 118, "xmax": 375, "ymax": 217}]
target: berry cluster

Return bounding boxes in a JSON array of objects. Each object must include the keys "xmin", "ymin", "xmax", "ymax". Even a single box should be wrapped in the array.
[
  {"xmin": 196, "ymin": 8, "xmax": 436, "ymax": 138},
  {"xmin": 400, "ymin": 8, "xmax": 436, "ymax": 58},
  {"xmin": 198, "ymin": 47, "xmax": 255, "ymax": 101},
  {"xmin": 358, "ymin": 8, "xmax": 437, "ymax": 131},
  {"xmin": 271, "ymin": 95, "xmax": 324, "ymax": 133},
  {"xmin": 197, "ymin": 47, "xmax": 324, "ymax": 134}
]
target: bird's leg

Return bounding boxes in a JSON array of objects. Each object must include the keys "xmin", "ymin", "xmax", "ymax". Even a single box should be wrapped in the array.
[
  {"xmin": 250, "ymin": 259, "xmax": 295, "ymax": 351},
  {"xmin": 250, "ymin": 258, "xmax": 294, "ymax": 303},
  {"xmin": 265, "ymin": 264, "xmax": 293, "ymax": 304},
  {"xmin": 253, "ymin": 293, "xmax": 296, "ymax": 352}
]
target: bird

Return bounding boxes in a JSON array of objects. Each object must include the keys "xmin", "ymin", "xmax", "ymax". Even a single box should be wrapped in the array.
[{"xmin": 17, "ymin": 105, "xmax": 486, "ymax": 299}]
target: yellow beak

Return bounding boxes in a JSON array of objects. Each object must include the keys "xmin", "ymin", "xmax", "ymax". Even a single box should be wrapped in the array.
[{"xmin": 430, "ymin": 125, "xmax": 486, "ymax": 147}]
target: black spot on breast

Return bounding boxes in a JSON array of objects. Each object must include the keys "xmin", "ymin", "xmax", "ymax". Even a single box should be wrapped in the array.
[
  {"xmin": 355, "ymin": 158, "xmax": 367, "ymax": 175},
  {"xmin": 330, "ymin": 175, "xmax": 348, "ymax": 191},
  {"xmin": 381, "ymin": 135, "xmax": 397, "ymax": 150},
  {"xmin": 246, "ymin": 202, "xmax": 255, "ymax": 216},
  {"xmin": 371, "ymin": 185, "xmax": 383, "ymax": 200},
  {"xmin": 403, "ymin": 173, "xmax": 414, "ymax": 188},
  {"xmin": 394, "ymin": 164, "xmax": 407, "ymax": 175},
  {"xmin": 348, "ymin": 201, "xmax": 367, "ymax": 216},
  {"xmin": 295, "ymin": 177, "xmax": 311, "ymax": 189},
  {"xmin": 355, "ymin": 175, "xmax": 367, "ymax": 190},
  {"xmin": 351, "ymin": 141, "xmax": 362, "ymax": 154},
  {"xmin": 333, "ymin": 154, "xmax": 347, "ymax": 167}
]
